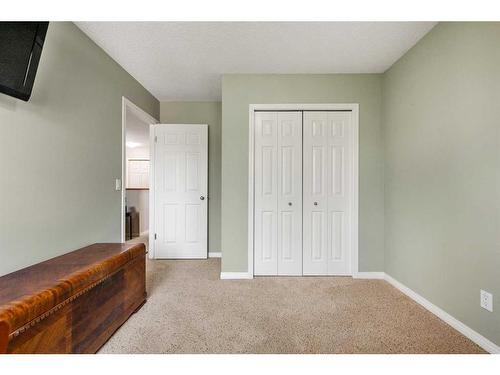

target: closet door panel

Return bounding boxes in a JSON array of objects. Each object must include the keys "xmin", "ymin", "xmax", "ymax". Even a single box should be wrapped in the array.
[
  {"xmin": 327, "ymin": 112, "xmax": 352, "ymax": 275},
  {"xmin": 303, "ymin": 111, "xmax": 352, "ymax": 275},
  {"xmin": 277, "ymin": 112, "xmax": 302, "ymax": 275},
  {"xmin": 254, "ymin": 112, "xmax": 278, "ymax": 275},
  {"xmin": 303, "ymin": 112, "xmax": 328, "ymax": 275}
]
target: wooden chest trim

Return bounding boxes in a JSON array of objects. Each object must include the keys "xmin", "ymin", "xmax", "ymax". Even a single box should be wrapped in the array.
[{"xmin": 8, "ymin": 270, "xmax": 117, "ymax": 339}]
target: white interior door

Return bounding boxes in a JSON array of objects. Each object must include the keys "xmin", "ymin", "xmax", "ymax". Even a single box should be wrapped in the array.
[
  {"xmin": 303, "ymin": 112, "xmax": 352, "ymax": 275},
  {"xmin": 254, "ymin": 112, "xmax": 302, "ymax": 275},
  {"xmin": 153, "ymin": 124, "xmax": 208, "ymax": 259}
]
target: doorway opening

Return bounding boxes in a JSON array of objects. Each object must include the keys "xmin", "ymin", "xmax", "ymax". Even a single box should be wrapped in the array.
[{"xmin": 121, "ymin": 97, "xmax": 158, "ymax": 248}]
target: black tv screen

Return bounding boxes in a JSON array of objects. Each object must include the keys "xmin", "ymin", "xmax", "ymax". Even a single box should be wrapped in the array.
[{"xmin": 0, "ymin": 22, "xmax": 49, "ymax": 101}]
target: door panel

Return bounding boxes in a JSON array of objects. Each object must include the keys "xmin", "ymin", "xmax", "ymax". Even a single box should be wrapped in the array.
[
  {"xmin": 326, "ymin": 112, "xmax": 352, "ymax": 275},
  {"xmin": 276, "ymin": 112, "xmax": 302, "ymax": 275},
  {"xmin": 254, "ymin": 112, "xmax": 278, "ymax": 275},
  {"xmin": 280, "ymin": 211, "xmax": 293, "ymax": 260},
  {"xmin": 303, "ymin": 112, "xmax": 352, "ymax": 275},
  {"xmin": 154, "ymin": 124, "xmax": 208, "ymax": 259},
  {"xmin": 254, "ymin": 112, "xmax": 302, "ymax": 275},
  {"xmin": 261, "ymin": 211, "xmax": 275, "ymax": 261},
  {"xmin": 303, "ymin": 112, "xmax": 328, "ymax": 274}
]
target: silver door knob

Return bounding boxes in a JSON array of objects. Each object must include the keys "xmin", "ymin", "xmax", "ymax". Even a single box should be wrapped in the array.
[
  {"xmin": 288, "ymin": 202, "xmax": 292, "ymax": 206},
  {"xmin": 314, "ymin": 202, "xmax": 318, "ymax": 206},
  {"xmin": 200, "ymin": 196, "xmax": 205, "ymax": 201}
]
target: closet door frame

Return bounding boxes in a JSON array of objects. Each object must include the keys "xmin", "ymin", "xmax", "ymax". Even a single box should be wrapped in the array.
[{"xmin": 248, "ymin": 104, "xmax": 359, "ymax": 279}]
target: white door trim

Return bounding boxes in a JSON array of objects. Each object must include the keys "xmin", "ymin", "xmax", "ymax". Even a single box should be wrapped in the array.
[
  {"xmin": 149, "ymin": 124, "xmax": 156, "ymax": 258},
  {"xmin": 248, "ymin": 103, "xmax": 359, "ymax": 278},
  {"xmin": 121, "ymin": 97, "xmax": 158, "ymax": 244}
]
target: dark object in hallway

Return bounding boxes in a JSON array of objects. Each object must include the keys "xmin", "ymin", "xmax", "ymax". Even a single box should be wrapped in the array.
[
  {"xmin": 0, "ymin": 243, "xmax": 146, "ymax": 354},
  {"xmin": 126, "ymin": 208, "xmax": 140, "ymax": 240}
]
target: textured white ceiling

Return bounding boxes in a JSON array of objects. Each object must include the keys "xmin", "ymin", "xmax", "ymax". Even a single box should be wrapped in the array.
[{"xmin": 75, "ymin": 22, "xmax": 436, "ymax": 101}]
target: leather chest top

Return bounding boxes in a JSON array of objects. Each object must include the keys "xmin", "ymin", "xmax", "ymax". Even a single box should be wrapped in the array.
[{"xmin": 0, "ymin": 243, "xmax": 146, "ymax": 336}]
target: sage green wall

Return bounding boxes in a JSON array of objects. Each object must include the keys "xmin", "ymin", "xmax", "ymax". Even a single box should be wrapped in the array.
[
  {"xmin": 221, "ymin": 74, "xmax": 384, "ymax": 273},
  {"xmin": 383, "ymin": 22, "xmax": 500, "ymax": 346},
  {"xmin": 160, "ymin": 102, "xmax": 222, "ymax": 253},
  {"xmin": 0, "ymin": 22, "xmax": 159, "ymax": 276}
]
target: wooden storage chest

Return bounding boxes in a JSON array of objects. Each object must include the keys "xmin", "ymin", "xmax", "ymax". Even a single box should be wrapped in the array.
[{"xmin": 0, "ymin": 243, "xmax": 146, "ymax": 354}]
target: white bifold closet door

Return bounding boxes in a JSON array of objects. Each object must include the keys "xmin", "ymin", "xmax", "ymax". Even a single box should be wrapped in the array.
[
  {"xmin": 254, "ymin": 112, "xmax": 302, "ymax": 275},
  {"xmin": 303, "ymin": 111, "xmax": 352, "ymax": 275}
]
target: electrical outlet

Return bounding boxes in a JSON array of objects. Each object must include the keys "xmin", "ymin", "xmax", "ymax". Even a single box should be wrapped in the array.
[
  {"xmin": 480, "ymin": 290, "xmax": 493, "ymax": 312},
  {"xmin": 115, "ymin": 178, "xmax": 122, "ymax": 191}
]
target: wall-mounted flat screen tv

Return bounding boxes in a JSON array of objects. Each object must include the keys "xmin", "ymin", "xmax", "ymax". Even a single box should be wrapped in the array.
[{"xmin": 0, "ymin": 22, "xmax": 49, "ymax": 101}]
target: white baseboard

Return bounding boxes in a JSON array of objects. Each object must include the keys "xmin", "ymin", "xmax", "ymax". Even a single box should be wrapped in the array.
[
  {"xmin": 353, "ymin": 272, "xmax": 385, "ymax": 279},
  {"xmin": 384, "ymin": 273, "xmax": 500, "ymax": 354},
  {"xmin": 220, "ymin": 272, "xmax": 253, "ymax": 280},
  {"xmin": 209, "ymin": 252, "xmax": 221, "ymax": 258}
]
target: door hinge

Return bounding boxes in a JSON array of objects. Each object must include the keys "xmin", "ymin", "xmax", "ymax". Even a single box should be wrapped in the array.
[
  {"xmin": 154, "ymin": 135, "xmax": 158, "ymax": 142},
  {"xmin": 154, "ymin": 233, "xmax": 157, "ymax": 240}
]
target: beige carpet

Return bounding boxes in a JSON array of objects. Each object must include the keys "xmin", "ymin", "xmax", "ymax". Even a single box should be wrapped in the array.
[{"xmin": 99, "ymin": 258, "xmax": 484, "ymax": 354}]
